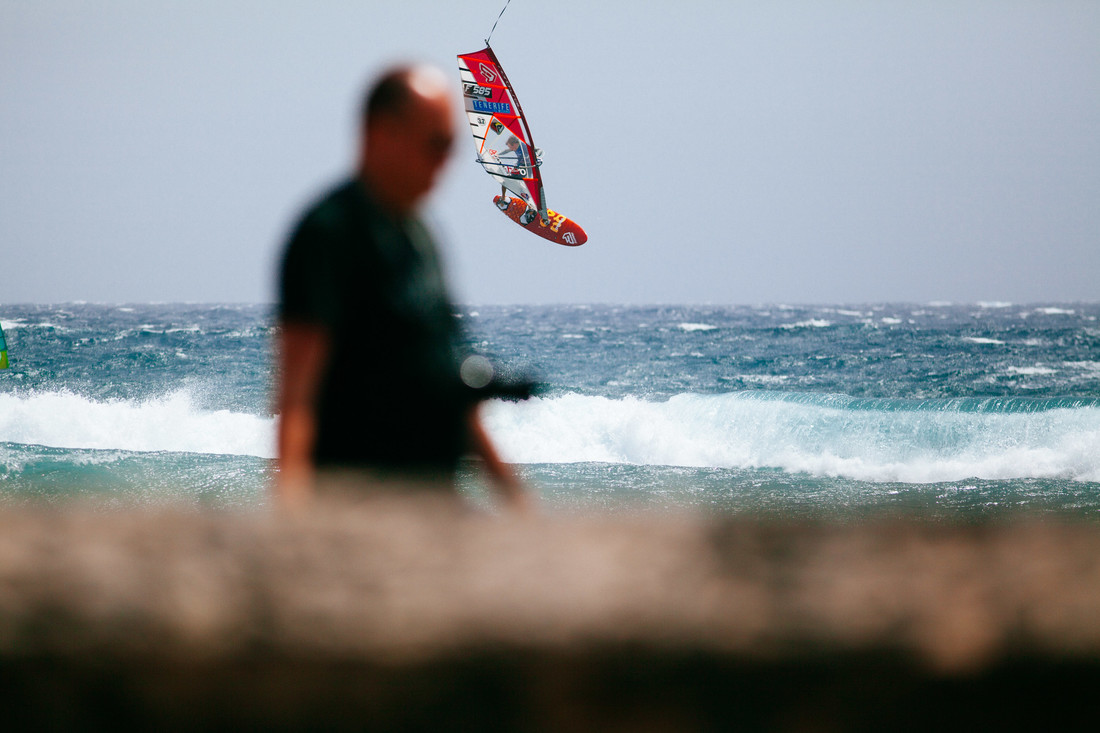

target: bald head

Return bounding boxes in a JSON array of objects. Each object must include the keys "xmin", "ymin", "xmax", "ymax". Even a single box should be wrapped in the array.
[
  {"xmin": 358, "ymin": 64, "xmax": 456, "ymax": 215},
  {"xmin": 362, "ymin": 65, "xmax": 451, "ymax": 126}
]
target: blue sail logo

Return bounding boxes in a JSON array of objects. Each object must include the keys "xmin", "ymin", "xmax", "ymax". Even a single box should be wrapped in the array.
[{"xmin": 473, "ymin": 100, "xmax": 511, "ymax": 115}]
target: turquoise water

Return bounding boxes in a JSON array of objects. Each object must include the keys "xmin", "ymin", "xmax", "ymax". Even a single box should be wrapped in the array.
[{"xmin": 2, "ymin": 303, "xmax": 1098, "ymax": 517}]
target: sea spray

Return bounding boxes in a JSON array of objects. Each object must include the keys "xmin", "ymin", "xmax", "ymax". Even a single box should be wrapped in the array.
[
  {"xmin": 0, "ymin": 390, "xmax": 274, "ymax": 458},
  {"xmin": 483, "ymin": 392, "xmax": 1100, "ymax": 484}
]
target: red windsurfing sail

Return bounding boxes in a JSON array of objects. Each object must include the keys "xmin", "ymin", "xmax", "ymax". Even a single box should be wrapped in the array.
[{"xmin": 457, "ymin": 45, "xmax": 547, "ymax": 220}]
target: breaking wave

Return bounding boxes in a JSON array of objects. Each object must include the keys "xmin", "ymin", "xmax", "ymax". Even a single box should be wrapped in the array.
[
  {"xmin": 484, "ymin": 391, "xmax": 1100, "ymax": 484},
  {"xmin": 3, "ymin": 389, "xmax": 1098, "ymax": 486},
  {"xmin": 0, "ymin": 389, "xmax": 274, "ymax": 458}
]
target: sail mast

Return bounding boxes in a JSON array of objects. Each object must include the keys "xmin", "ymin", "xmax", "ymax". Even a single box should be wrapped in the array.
[{"xmin": 485, "ymin": 0, "xmax": 513, "ymax": 46}]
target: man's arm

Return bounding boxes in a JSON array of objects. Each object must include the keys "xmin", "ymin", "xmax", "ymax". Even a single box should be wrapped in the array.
[
  {"xmin": 275, "ymin": 321, "xmax": 330, "ymax": 508},
  {"xmin": 467, "ymin": 406, "xmax": 530, "ymax": 511}
]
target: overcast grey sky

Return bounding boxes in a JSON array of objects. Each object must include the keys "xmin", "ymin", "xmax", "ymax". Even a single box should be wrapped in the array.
[{"xmin": 2, "ymin": 1, "xmax": 1098, "ymax": 305}]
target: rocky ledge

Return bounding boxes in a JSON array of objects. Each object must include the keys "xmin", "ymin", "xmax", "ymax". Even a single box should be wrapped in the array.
[{"xmin": 2, "ymin": 496, "xmax": 1099, "ymax": 730}]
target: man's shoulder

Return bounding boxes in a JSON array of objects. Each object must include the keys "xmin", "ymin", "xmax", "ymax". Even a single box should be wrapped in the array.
[
  {"xmin": 279, "ymin": 180, "xmax": 369, "ymax": 323},
  {"xmin": 296, "ymin": 178, "xmax": 364, "ymax": 233}
]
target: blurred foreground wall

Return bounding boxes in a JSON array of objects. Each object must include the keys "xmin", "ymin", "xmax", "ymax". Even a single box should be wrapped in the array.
[{"xmin": 2, "ymin": 497, "xmax": 1099, "ymax": 731}]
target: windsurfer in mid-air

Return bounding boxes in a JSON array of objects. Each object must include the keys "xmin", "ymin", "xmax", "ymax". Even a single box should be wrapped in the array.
[
  {"xmin": 502, "ymin": 135, "xmax": 529, "ymax": 174},
  {"xmin": 496, "ymin": 136, "xmax": 545, "ymax": 224}
]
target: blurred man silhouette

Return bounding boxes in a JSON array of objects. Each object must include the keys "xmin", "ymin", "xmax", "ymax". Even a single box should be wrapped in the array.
[{"xmin": 276, "ymin": 65, "xmax": 526, "ymax": 509}]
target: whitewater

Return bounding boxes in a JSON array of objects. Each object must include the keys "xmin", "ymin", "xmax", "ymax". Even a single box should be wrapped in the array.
[
  {"xmin": 485, "ymin": 392, "xmax": 1100, "ymax": 484},
  {"xmin": 1, "ymin": 303, "xmax": 1098, "ymax": 515}
]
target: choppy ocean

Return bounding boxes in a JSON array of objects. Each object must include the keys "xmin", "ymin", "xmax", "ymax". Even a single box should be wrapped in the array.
[{"xmin": 1, "ymin": 302, "xmax": 1098, "ymax": 518}]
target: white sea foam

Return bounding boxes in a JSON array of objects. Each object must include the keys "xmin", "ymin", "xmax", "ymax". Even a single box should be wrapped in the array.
[
  {"xmin": 738, "ymin": 374, "xmax": 789, "ymax": 386},
  {"xmin": 963, "ymin": 337, "xmax": 1004, "ymax": 345},
  {"xmin": 4, "ymin": 320, "xmax": 64, "ymax": 330},
  {"xmin": 1065, "ymin": 361, "xmax": 1100, "ymax": 373},
  {"xmin": 781, "ymin": 319, "xmax": 832, "ymax": 329},
  {"xmin": 0, "ymin": 390, "xmax": 274, "ymax": 458},
  {"xmin": 4, "ymin": 388, "xmax": 1099, "ymax": 486},
  {"xmin": 1004, "ymin": 366, "xmax": 1057, "ymax": 376},
  {"xmin": 678, "ymin": 323, "xmax": 717, "ymax": 332},
  {"xmin": 483, "ymin": 392, "xmax": 1100, "ymax": 484}
]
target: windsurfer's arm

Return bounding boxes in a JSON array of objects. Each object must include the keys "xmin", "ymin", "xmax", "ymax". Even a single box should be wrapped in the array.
[
  {"xmin": 276, "ymin": 321, "xmax": 330, "ymax": 509},
  {"xmin": 467, "ymin": 406, "xmax": 531, "ymax": 512}
]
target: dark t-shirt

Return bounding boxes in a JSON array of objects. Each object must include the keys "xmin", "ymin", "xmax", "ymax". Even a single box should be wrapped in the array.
[{"xmin": 278, "ymin": 178, "xmax": 470, "ymax": 472}]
